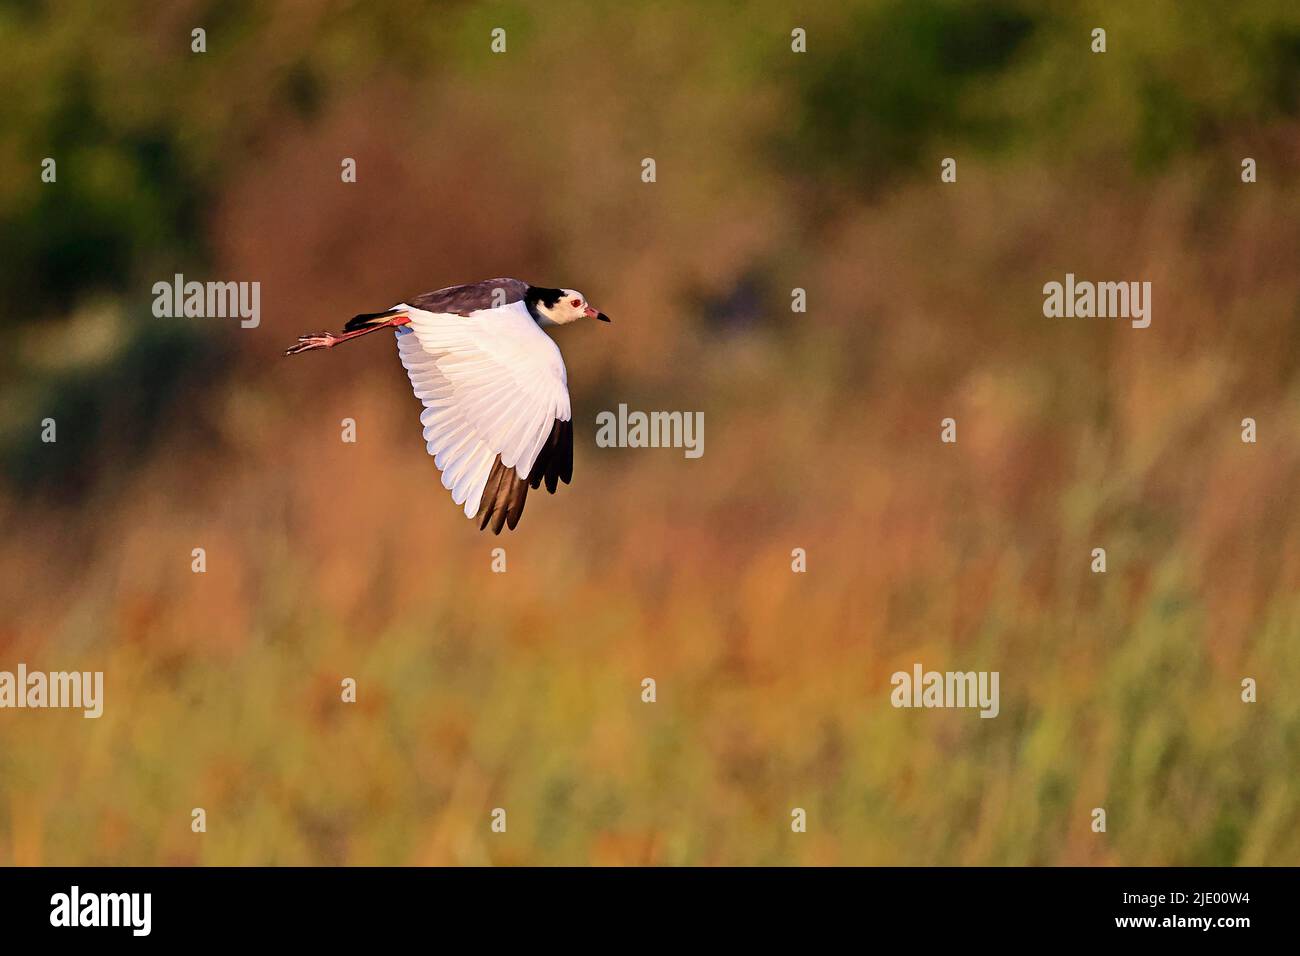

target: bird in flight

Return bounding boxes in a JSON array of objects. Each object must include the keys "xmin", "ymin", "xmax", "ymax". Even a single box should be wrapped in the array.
[{"xmin": 286, "ymin": 278, "xmax": 610, "ymax": 533}]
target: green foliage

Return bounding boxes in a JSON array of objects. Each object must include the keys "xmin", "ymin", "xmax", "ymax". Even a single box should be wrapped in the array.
[{"xmin": 783, "ymin": 0, "xmax": 1035, "ymax": 187}]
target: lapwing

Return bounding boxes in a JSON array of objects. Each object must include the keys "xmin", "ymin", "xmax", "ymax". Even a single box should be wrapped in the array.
[{"xmin": 286, "ymin": 278, "xmax": 610, "ymax": 532}]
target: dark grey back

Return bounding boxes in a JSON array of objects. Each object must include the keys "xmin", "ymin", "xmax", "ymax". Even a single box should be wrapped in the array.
[{"xmin": 407, "ymin": 278, "xmax": 530, "ymax": 316}]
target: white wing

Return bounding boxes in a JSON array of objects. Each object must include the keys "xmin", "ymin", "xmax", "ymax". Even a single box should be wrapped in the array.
[{"xmin": 395, "ymin": 300, "xmax": 572, "ymax": 526}]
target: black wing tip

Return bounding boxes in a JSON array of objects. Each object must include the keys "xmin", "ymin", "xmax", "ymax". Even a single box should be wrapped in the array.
[
  {"xmin": 526, "ymin": 418, "xmax": 574, "ymax": 497},
  {"xmin": 475, "ymin": 456, "xmax": 529, "ymax": 533},
  {"xmin": 473, "ymin": 420, "xmax": 572, "ymax": 531}
]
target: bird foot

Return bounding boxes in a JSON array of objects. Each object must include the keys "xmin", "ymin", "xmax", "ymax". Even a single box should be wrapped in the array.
[{"xmin": 284, "ymin": 332, "xmax": 337, "ymax": 355}]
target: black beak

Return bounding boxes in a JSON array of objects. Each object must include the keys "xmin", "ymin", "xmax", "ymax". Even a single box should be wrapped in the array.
[{"xmin": 596, "ymin": 312, "xmax": 611, "ymax": 323}]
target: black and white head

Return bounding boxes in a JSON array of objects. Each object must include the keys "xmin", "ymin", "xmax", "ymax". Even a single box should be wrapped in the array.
[{"xmin": 526, "ymin": 286, "xmax": 611, "ymax": 327}]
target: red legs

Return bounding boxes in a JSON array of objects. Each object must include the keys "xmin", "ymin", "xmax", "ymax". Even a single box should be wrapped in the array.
[
  {"xmin": 284, "ymin": 313, "xmax": 409, "ymax": 355},
  {"xmin": 284, "ymin": 331, "xmax": 342, "ymax": 355}
]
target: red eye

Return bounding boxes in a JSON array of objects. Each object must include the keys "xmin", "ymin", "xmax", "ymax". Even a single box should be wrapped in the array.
[{"xmin": 571, "ymin": 298, "xmax": 581, "ymax": 307}]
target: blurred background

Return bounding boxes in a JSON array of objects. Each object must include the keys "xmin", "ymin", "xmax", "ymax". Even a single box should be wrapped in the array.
[{"xmin": 1, "ymin": 0, "xmax": 1298, "ymax": 865}]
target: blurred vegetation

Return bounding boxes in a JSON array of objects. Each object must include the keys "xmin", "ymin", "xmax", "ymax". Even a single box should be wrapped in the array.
[
  {"xmin": 782, "ymin": 0, "xmax": 1037, "ymax": 188},
  {"xmin": 0, "ymin": 0, "xmax": 1298, "ymax": 864}
]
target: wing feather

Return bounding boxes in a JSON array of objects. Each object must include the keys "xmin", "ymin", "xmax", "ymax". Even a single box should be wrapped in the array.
[{"xmin": 396, "ymin": 300, "xmax": 573, "ymax": 531}]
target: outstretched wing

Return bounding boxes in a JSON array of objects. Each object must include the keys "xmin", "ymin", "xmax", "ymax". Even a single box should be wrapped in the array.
[{"xmin": 396, "ymin": 299, "xmax": 573, "ymax": 532}]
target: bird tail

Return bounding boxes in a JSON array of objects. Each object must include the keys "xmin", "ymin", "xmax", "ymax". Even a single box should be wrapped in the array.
[{"xmin": 344, "ymin": 308, "xmax": 403, "ymax": 332}]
